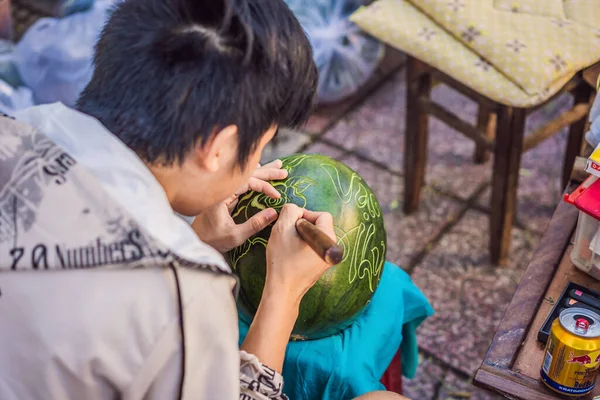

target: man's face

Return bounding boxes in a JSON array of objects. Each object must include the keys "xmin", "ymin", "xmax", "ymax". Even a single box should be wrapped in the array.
[
  {"xmin": 223, "ymin": 125, "xmax": 278, "ymax": 202},
  {"xmin": 173, "ymin": 125, "xmax": 278, "ymax": 216}
]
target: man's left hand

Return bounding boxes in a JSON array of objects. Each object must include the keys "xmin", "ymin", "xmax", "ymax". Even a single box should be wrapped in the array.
[{"xmin": 191, "ymin": 160, "xmax": 288, "ymax": 253}]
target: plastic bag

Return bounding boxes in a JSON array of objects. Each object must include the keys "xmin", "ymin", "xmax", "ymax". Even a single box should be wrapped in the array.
[
  {"xmin": 0, "ymin": 40, "xmax": 34, "ymax": 115},
  {"xmin": 0, "ymin": 40, "xmax": 24, "ymax": 88},
  {"xmin": 285, "ymin": 0, "xmax": 384, "ymax": 105},
  {"xmin": 0, "ymin": 79, "xmax": 34, "ymax": 115},
  {"xmin": 14, "ymin": 0, "xmax": 115, "ymax": 107}
]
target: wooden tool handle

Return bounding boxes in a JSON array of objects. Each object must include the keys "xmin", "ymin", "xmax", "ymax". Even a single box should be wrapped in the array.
[{"xmin": 295, "ymin": 218, "xmax": 344, "ymax": 265}]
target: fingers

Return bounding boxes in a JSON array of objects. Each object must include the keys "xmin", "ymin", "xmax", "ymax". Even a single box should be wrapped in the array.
[
  {"xmin": 247, "ymin": 177, "xmax": 281, "ymax": 199},
  {"xmin": 226, "ymin": 196, "xmax": 239, "ymax": 214},
  {"xmin": 302, "ymin": 210, "xmax": 335, "ymax": 241},
  {"xmin": 301, "ymin": 209, "xmax": 322, "ymax": 224},
  {"xmin": 253, "ymin": 159, "xmax": 288, "ymax": 181},
  {"xmin": 276, "ymin": 203, "xmax": 304, "ymax": 227},
  {"xmin": 236, "ymin": 208, "xmax": 278, "ymax": 245},
  {"xmin": 233, "ymin": 160, "xmax": 287, "ymax": 197},
  {"xmin": 253, "ymin": 166, "xmax": 288, "ymax": 182},
  {"xmin": 260, "ymin": 159, "xmax": 283, "ymax": 169},
  {"xmin": 234, "ymin": 160, "xmax": 287, "ymax": 200}
]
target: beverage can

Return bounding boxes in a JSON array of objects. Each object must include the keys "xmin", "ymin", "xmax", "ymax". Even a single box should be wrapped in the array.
[{"xmin": 541, "ymin": 307, "xmax": 600, "ymax": 396}]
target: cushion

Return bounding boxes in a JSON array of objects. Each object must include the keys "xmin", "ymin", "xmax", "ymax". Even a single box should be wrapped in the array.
[
  {"xmin": 493, "ymin": 0, "xmax": 566, "ymax": 19},
  {"xmin": 351, "ymin": 0, "xmax": 600, "ymax": 107}
]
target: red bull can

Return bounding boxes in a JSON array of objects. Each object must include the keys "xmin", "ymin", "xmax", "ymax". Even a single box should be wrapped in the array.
[{"xmin": 541, "ymin": 308, "xmax": 600, "ymax": 396}]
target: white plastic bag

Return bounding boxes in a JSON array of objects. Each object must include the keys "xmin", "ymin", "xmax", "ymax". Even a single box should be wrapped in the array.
[
  {"xmin": 0, "ymin": 39, "xmax": 24, "ymax": 88},
  {"xmin": 285, "ymin": 0, "xmax": 384, "ymax": 105},
  {"xmin": 0, "ymin": 40, "xmax": 33, "ymax": 115},
  {"xmin": 14, "ymin": 1, "xmax": 115, "ymax": 107},
  {"xmin": 0, "ymin": 80, "xmax": 34, "ymax": 115}
]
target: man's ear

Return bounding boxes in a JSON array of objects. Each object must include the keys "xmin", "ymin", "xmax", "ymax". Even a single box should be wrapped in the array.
[{"xmin": 193, "ymin": 125, "xmax": 238, "ymax": 172}]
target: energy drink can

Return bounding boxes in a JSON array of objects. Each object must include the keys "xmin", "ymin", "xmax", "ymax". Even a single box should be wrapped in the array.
[{"xmin": 541, "ymin": 308, "xmax": 600, "ymax": 396}]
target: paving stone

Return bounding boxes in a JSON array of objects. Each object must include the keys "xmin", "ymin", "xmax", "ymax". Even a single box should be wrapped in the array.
[
  {"xmin": 261, "ymin": 128, "xmax": 311, "ymax": 164},
  {"xmin": 303, "ymin": 140, "xmax": 347, "ymax": 159},
  {"xmin": 438, "ymin": 371, "xmax": 504, "ymax": 400},
  {"xmin": 403, "ymin": 356, "xmax": 446, "ymax": 400},
  {"xmin": 412, "ymin": 210, "xmax": 540, "ymax": 376}
]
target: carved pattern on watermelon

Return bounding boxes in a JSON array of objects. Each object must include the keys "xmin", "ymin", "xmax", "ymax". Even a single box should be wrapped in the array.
[{"xmin": 228, "ymin": 154, "xmax": 386, "ymax": 339}]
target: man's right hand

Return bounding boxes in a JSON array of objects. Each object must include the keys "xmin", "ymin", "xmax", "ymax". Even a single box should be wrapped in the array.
[
  {"xmin": 264, "ymin": 203, "xmax": 336, "ymax": 305},
  {"xmin": 240, "ymin": 204, "xmax": 336, "ymax": 373}
]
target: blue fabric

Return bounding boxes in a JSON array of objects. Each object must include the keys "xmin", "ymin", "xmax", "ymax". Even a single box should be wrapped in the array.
[{"xmin": 238, "ymin": 262, "xmax": 434, "ymax": 400}]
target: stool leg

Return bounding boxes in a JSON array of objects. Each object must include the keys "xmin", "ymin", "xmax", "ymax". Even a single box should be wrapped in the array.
[
  {"xmin": 473, "ymin": 106, "xmax": 496, "ymax": 164},
  {"xmin": 404, "ymin": 57, "xmax": 432, "ymax": 214},
  {"xmin": 562, "ymin": 84, "xmax": 594, "ymax": 189},
  {"xmin": 490, "ymin": 106, "xmax": 526, "ymax": 265}
]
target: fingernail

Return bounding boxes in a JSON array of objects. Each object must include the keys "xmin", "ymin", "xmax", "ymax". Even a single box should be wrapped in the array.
[{"xmin": 265, "ymin": 208, "xmax": 278, "ymax": 220}]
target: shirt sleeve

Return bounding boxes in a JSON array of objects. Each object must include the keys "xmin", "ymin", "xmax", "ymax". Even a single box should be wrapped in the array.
[{"xmin": 239, "ymin": 351, "xmax": 288, "ymax": 400}]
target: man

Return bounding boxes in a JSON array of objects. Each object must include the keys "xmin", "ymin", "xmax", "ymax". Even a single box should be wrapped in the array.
[
  {"xmin": 0, "ymin": 0, "xmax": 329, "ymax": 398},
  {"xmin": 0, "ymin": 0, "xmax": 410, "ymax": 398}
]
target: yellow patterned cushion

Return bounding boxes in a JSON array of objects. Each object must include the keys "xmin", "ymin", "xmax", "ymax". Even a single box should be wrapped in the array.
[
  {"xmin": 351, "ymin": 0, "xmax": 600, "ymax": 107},
  {"xmin": 564, "ymin": 0, "xmax": 600, "ymax": 30},
  {"xmin": 493, "ymin": 0, "xmax": 565, "ymax": 19},
  {"xmin": 350, "ymin": 0, "xmax": 572, "ymax": 107}
]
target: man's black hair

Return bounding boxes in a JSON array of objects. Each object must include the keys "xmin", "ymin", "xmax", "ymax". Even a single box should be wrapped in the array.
[{"xmin": 77, "ymin": 0, "xmax": 317, "ymax": 168}]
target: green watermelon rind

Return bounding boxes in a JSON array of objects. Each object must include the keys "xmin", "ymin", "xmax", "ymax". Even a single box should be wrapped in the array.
[{"xmin": 228, "ymin": 153, "xmax": 387, "ymax": 340}]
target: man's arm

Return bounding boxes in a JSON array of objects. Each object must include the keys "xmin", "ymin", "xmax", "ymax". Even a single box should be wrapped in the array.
[
  {"xmin": 241, "ymin": 205, "xmax": 335, "ymax": 373},
  {"xmin": 190, "ymin": 165, "xmax": 336, "ymax": 391},
  {"xmin": 240, "ymin": 288, "xmax": 300, "ymax": 374}
]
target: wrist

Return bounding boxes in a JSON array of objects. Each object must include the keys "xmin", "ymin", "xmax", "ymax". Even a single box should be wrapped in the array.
[
  {"xmin": 262, "ymin": 279, "xmax": 304, "ymax": 311},
  {"xmin": 259, "ymin": 285, "xmax": 301, "ymax": 318}
]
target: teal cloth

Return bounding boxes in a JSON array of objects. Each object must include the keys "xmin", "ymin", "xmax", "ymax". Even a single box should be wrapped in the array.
[{"xmin": 238, "ymin": 262, "xmax": 434, "ymax": 400}]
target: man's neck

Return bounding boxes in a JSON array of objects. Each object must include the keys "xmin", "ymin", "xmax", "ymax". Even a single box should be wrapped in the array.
[{"xmin": 146, "ymin": 162, "xmax": 180, "ymax": 207}]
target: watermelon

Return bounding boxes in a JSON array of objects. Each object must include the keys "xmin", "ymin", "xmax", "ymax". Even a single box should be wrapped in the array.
[{"xmin": 228, "ymin": 154, "xmax": 386, "ymax": 340}]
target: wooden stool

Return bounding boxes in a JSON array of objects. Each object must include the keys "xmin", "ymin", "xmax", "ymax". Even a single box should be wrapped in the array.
[
  {"xmin": 404, "ymin": 56, "xmax": 594, "ymax": 265},
  {"xmin": 350, "ymin": 0, "xmax": 600, "ymax": 265}
]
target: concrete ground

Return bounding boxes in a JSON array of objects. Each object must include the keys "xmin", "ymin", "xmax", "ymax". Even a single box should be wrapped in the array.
[{"xmin": 262, "ymin": 50, "xmax": 574, "ymax": 399}]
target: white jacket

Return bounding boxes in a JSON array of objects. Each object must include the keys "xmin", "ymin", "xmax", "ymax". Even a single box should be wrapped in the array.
[{"xmin": 0, "ymin": 103, "xmax": 285, "ymax": 400}]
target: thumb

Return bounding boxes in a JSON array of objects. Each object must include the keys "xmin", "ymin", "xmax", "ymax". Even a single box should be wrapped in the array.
[
  {"xmin": 303, "ymin": 210, "xmax": 336, "ymax": 241},
  {"xmin": 236, "ymin": 208, "xmax": 278, "ymax": 244},
  {"xmin": 226, "ymin": 195, "xmax": 240, "ymax": 213},
  {"xmin": 278, "ymin": 203, "xmax": 304, "ymax": 224}
]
